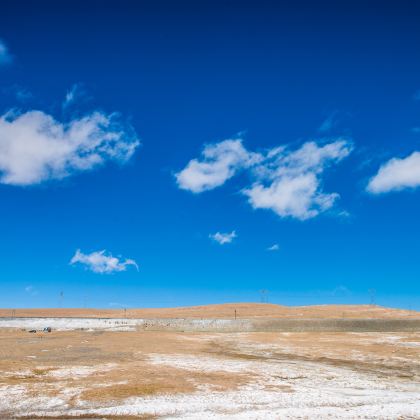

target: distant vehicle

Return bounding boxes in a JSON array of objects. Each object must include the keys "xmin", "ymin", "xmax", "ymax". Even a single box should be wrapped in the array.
[
  {"xmin": 43, "ymin": 327, "xmax": 52, "ymax": 333},
  {"xmin": 28, "ymin": 329, "xmax": 36, "ymax": 333}
]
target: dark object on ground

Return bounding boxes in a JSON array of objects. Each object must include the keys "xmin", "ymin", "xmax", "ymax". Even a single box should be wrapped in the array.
[
  {"xmin": 43, "ymin": 327, "xmax": 52, "ymax": 332},
  {"xmin": 28, "ymin": 329, "xmax": 36, "ymax": 333}
]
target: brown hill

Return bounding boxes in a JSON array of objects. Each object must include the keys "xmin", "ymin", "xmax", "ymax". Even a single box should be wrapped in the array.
[{"xmin": 0, "ymin": 303, "xmax": 418, "ymax": 319}]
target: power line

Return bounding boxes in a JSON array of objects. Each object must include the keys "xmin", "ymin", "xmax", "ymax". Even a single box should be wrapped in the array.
[{"xmin": 259, "ymin": 289, "xmax": 269, "ymax": 303}]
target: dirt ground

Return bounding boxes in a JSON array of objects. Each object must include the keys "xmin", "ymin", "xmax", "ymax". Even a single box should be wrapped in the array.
[
  {"xmin": 0, "ymin": 303, "xmax": 418, "ymax": 319},
  {"xmin": 0, "ymin": 328, "xmax": 419, "ymax": 419}
]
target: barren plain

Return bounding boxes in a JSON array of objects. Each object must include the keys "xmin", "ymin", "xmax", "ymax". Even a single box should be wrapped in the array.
[{"xmin": 0, "ymin": 304, "xmax": 419, "ymax": 419}]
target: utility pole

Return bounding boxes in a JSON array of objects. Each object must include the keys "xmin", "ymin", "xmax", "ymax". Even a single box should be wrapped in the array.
[
  {"xmin": 368, "ymin": 289, "xmax": 376, "ymax": 306},
  {"xmin": 259, "ymin": 289, "xmax": 269, "ymax": 303}
]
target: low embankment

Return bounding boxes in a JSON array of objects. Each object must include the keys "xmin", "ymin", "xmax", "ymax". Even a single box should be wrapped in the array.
[{"xmin": 1, "ymin": 317, "xmax": 420, "ymax": 332}]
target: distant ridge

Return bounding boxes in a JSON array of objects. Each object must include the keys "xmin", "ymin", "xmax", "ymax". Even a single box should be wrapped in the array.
[{"xmin": 0, "ymin": 303, "xmax": 418, "ymax": 319}]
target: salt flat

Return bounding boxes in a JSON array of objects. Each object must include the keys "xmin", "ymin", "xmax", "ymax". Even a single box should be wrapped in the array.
[{"xmin": 0, "ymin": 327, "xmax": 419, "ymax": 419}]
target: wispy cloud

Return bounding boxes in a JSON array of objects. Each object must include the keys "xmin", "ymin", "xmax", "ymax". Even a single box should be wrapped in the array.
[
  {"xmin": 367, "ymin": 151, "xmax": 420, "ymax": 194},
  {"xmin": 63, "ymin": 83, "xmax": 92, "ymax": 111},
  {"xmin": 0, "ymin": 39, "xmax": 12, "ymax": 65},
  {"xmin": 331, "ymin": 285, "xmax": 351, "ymax": 297},
  {"xmin": 25, "ymin": 285, "xmax": 38, "ymax": 296},
  {"xmin": 209, "ymin": 231, "xmax": 237, "ymax": 245},
  {"xmin": 176, "ymin": 137, "xmax": 352, "ymax": 221},
  {"xmin": 318, "ymin": 111, "xmax": 338, "ymax": 133},
  {"xmin": 70, "ymin": 249, "xmax": 139, "ymax": 274},
  {"xmin": 175, "ymin": 139, "xmax": 261, "ymax": 193},
  {"xmin": 2, "ymin": 85, "xmax": 33, "ymax": 102},
  {"xmin": 109, "ymin": 302, "xmax": 129, "ymax": 308},
  {"xmin": 0, "ymin": 107, "xmax": 139, "ymax": 186},
  {"xmin": 267, "ymin": 244, "xmax": 279, "ymax": 251}
]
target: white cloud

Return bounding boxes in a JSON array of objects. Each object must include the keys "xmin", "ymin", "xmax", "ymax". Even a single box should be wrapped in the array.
[
  {"xmin": 0, "ymin": 40, "xmax": 12, "ymax": 65},
  {"xmin": 267, "ymin": 244, "xmax": 279, "ymax": 251},
  {"xmin": 244, "ymin": 173, "xmax": 338, "ymax": 220},
  {"xmin": 175, "ymin": 139, "xmax": 261, "ymax": 193},
  {"xmin": 176, "ymin": 137, "xmax": 352, "ymax": 220},
  {"xmin": 209, "ymin": 231, "xmax": 237, "ymax": 245},
  {"xmin": 70, "ymin": 249, "xmax": 139, "ymax": 274},
  {"xmin": 0, "ymin": 109, "xmax": 139, "ymax": 185},
  {"xmin": 244, "ymin": 140, "xmax": 352, "ymax": 220},
  {"xmin": 367, "ymin": 151, "xmax": 420, "ymax": 194}
]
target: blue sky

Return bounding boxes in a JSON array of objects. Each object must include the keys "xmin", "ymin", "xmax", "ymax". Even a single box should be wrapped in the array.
[{"xmin": 1, "ymin": 0, "xmax": 420, "ymax": 309}]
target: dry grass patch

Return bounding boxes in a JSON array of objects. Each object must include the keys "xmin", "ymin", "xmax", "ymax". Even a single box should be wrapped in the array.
[
  {"xmin": 80, "ymin": 381, "xmax": 192, "ymax": 402},
  {"xmin": 264, "ymin": 384, "xmax": 295, "ymax": 392},
  {"xmin": 32, "ymin": 367, "xmax": 55, "ymax": 376},
  {"xmin": 3, "ymin": 367, "xmax": 56, "ymax": 383},
  {"xmin": 18, "ymin": 415, "xmax": 156, "ymax": 419},
  {"xmin": 192, "ymin": 371, "xmax": 253, "ymax": 391}
]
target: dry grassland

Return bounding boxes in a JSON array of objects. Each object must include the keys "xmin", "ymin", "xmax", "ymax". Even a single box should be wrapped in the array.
[{"xmin": 0, "ymin": 326, "xmax": 419, "ymax": 418}]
